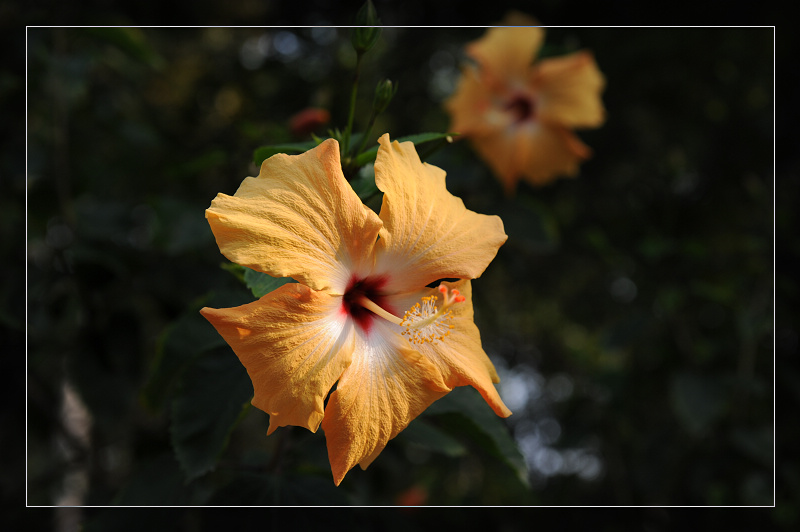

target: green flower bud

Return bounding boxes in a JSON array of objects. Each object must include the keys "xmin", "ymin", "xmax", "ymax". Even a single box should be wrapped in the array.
[
  {"xmin": 351, "ymin": 0, "xmax": 381, "ymax": 54},
  {"xmin": 373, "ymin": 79, "xmax": 398, "ymax": 114}
]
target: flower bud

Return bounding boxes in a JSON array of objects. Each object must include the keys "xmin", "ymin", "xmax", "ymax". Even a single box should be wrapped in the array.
[
  {"xmin": 373, "ymin": 79, "xmax": 398, "ymax": 114},
  {"xmin": 351, "ymin": 0, "xmax": 381, "ymax": 54}
]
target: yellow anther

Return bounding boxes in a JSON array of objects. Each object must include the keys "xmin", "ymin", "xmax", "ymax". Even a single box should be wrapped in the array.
[
  {"xmin": 356, "ymin": 284, "xmax": 466, "ymax": 345},
  {"xmin": 400, "ymin": 284, "xmax": 466, "ymax": 345}
]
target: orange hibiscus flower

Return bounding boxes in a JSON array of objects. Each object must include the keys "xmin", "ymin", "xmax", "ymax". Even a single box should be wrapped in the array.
[
  {"xmin": 445, "ymin": 12, "xmax": 606, "ymax": 193},
  {"xmin": 200, "ymin": 134, "xmax": 511, "ymax": 485}
]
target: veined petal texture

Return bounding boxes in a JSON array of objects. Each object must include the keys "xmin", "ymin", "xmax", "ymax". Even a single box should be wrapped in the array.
[
  {"xmin": 321, "ymin": 319, "xmax": 451, "ymax": 485},
  {"xmin": 372, "ymin": 134, "xmax": 508, "ymax": 294},
  {"xmin": 205, "ymin": 139, "xmax": 383, "ymax": 294},
  {"xmin": 200, "ymin": 283, "xmax": 355, "ymax": 435}
]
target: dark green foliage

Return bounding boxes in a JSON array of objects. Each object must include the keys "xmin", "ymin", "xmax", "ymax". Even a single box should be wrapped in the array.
[
  {"xmin": 23, "ymin": 19, "xmax": 782, "ymax": 523},
  {"xmin": 425, "ymin": 387, "xmax": 528, "ymax": 488},
  {"xmin": 242, "ymin": 267, "xmax": 295, "ymax": 299},
  {"xmin": 170, "ymin": 348, "xmax": 253, "ymax": 481}
]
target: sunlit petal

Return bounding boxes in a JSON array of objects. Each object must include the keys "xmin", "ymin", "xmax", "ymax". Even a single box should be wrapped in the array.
[
  {"xmin": 444, "ymin": 66, "xmax": 497, "ymax": 137},
  {"xmin": 372, "ymin": 134, "xmax": 508, "ymax": 293},
  {"xmin": 200, "ymin": 283, "xmax": 355, "ymax": 434},
  {"xmin": 321, "ymin": 320, "xmax": 451, "ymax": 485},
  {"xmin": 389, "ymin": 280, "xmax": 511, "ymax": 419},
  {"xmin": 205, "ymin": 139, "xmax": 382, "ymax": 294}
]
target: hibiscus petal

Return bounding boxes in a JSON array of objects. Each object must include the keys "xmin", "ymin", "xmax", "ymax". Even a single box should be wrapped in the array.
[
  {"xmin": 470, "ymin": 122, "xmax": 590, "ymax": 191},
  {"xmin": 200, "ymin": 282, "xmax": 355, "ymax": 435},
  {"xmin": 321, "ymin": 320, "xmax": 451, "ymax": 485},
  {"xmin": 468, "ymin": 127, "xmax": 530, "ymax": 194},
  {"xmin": 466, "ymin": 12, "xmax": 544, "ymax": 85},
  {"xmin": 518, "ymin": 123, "xmax": 591, "ymax": 186},
  {"xmin": 533, "ymin": 51, "xmax": 606, "ymax": 129},
  {"xmin": 389, "ymin": 280, "xmax": 512, "ymax": 420},
  {"xmin": 205, "ymin": 138, "xmax": 382, "ymax": 294},
  {"xmin": 444, "ymin": 66, "xmax": 495, "ymax": 137},
  {"xmin": 372, "ymin": 134, "xmax": 508, "ymax": 294}
]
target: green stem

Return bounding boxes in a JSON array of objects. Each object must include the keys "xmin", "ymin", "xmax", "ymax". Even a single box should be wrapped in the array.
[
  {"xmin": 354, "ymin": 111, "xmax": 377, "ymax": 158},
  {"xmin": 342, "ymin": 52, "xmax": 363, "ymax": 157}
]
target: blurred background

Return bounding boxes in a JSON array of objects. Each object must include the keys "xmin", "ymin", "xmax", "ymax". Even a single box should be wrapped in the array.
[{"xmin": 7, "ymin": 1, "xmax": 791, "ymax": 530}]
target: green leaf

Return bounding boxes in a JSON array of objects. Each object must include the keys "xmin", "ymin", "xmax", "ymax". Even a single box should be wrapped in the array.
[
  {"xmin": 395, "ymin": 418, "xmax": 468, "ymax": 457},
  {"xmin": 350, "ymin": 163, "xmax": 380, "ymax": 201},
  {"xmin": 253, "ymin": 141, "xmax": 319, "ymax": 166},
  {"xmin": 243, "ymin": 267, "xmax": 295, "ymax": 298},
  {"xmin": 170, "ymin": 349, "xmax": 254, "ymax": 481},
  {"xmin": 251, "ymin": 132, "xmax": 444, "ymax": 169},
  {"xmin": 425, "ymin": 387, "xmax": 528, "ymax": 486},
  {"xmin": 143, "ymin": 293, "xmax": 239, "ymax": 410},
  {"xmin": 351, "ymin": 175, "xmax": 379, "ymax": 201},
  {"xmin": 220, "ymin": 262, "xmax": 246, "ymax": 283},
  {"xmin": 352, "ymin": 132, "xmax": 457, "ymax": 167}
]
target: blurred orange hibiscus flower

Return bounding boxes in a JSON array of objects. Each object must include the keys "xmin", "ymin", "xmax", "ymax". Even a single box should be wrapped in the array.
[
  {"xmin": 200, "ymin": 134, "xmax": 511, "ymax": 485},
  {"xmin": 445, "ymin": 12, "xmax": 606, "ymax": 193}
]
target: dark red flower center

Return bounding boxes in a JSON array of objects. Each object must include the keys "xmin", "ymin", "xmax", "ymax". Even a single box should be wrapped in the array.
[
  {"xmin": 341, "ymin": 275, "xmax": 391, "ymax": 334},
  {"xmin": 504, "ymin": 94, "xmax": 536, "ymax": 124}
]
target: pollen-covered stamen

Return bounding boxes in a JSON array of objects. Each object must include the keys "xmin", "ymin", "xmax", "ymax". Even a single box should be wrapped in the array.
[
  {"xmin": 400, "ymin": 284, "xmax": 466, "ymax": 345},
  {"xmin": 354, "ymin": 284, "xmax": 466, "ymax": 345}
]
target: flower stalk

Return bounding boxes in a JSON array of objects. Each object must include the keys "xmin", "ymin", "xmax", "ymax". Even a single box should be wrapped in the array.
[
  {"xmin": 343, "ymin": 0, "xmax": 382, "ymax": 160},
  {"xmin": 341, "ymin": 53, "xmax": 362, "ymax": 159},
  {"xmin": 354, "ymin": 79, "xmax": 398, "ymax": 158}
]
